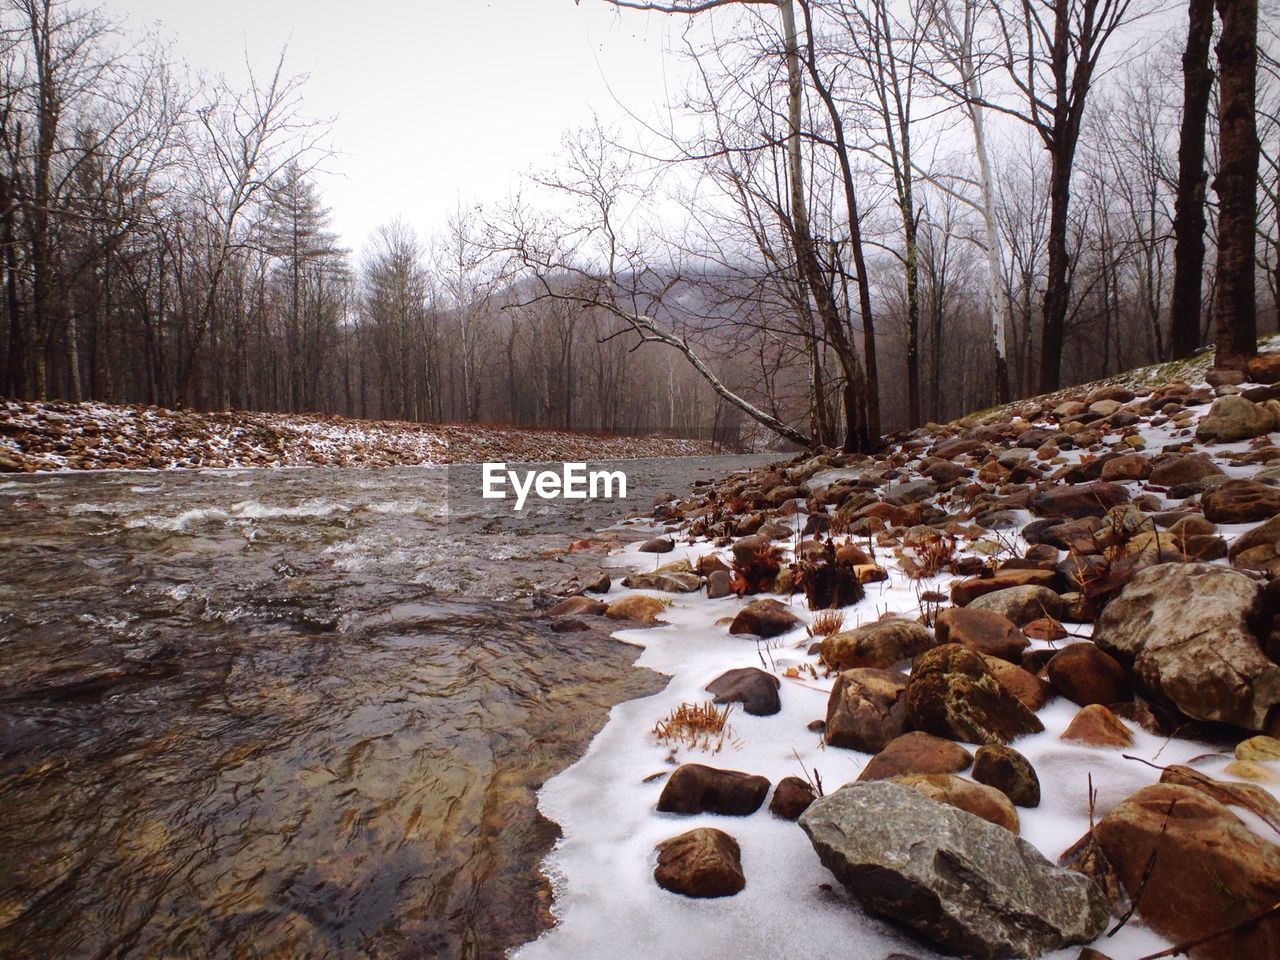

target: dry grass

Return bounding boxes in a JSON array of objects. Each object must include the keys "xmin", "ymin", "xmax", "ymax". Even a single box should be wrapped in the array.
[
  {"xmin": 652, "ymin": 701, "xmax": 738, "ymax": 753},
  {"xmin": 897, "ymin": 532, "xmax": 958, "ymax": 580},
  {"xmin": 808, "ymin": 609, "xmax": 846, "ymax": 637}
]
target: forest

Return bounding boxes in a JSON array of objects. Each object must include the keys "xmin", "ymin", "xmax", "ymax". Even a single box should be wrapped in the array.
[{"xmin": 0, "ymin": 0, "xmax": 1277, "ymax": 449}]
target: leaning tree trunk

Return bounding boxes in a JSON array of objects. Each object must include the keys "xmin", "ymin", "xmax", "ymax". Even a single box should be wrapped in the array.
[
  {"xmin": 1212, "ymin": 0, "xmax": 1260, "ymax": 371},
  {"xmin": 1169, "ymin": 0, "xmax": 1216, "ymax": 361}
]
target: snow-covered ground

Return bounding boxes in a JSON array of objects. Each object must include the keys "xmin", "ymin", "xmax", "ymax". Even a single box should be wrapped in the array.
[
  {"xmin": 0, "ymin": 399, "xmax": 717, "ymax": 472},
  {"xmin": 515, "ymin": 384, "xmax": 1280, "ymax": 960}
]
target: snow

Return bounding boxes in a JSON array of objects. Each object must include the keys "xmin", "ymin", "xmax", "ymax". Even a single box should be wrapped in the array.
[{"xmin": 516, "ymin": 380, "xmax": 1280, "ymax": 960}]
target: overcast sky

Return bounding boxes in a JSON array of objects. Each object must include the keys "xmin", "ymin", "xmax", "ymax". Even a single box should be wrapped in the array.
[{"xmin": 112, "ymin": 0, "xmax": 691, "ymax": 253}]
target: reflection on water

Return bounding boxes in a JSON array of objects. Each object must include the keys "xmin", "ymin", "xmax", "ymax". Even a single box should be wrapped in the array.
[{"xmin": 0, "ymin": 457, "xmax": 761, "ymax": 959}]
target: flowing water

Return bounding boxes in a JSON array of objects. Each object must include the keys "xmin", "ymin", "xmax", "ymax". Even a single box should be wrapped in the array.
[{"xmin": 0, "ymin": 456, "xmax": 764, "ymax": 960}]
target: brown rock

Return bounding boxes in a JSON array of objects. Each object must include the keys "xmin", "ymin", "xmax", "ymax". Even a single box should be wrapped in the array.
[
  {"xmin": 890, "ymin": 773, "xmax": 1020, "ymax": 833},
  {"xmin": 968, "ymin": 584, "xmax": 1066, "ymax": 626},
  {"xmin": 657, "ymin": 763, "xmax": 771, "ymax": 816},
  {"xmin": 706, "ymin": 667, "xmax": 781, "ymax": 716},
  {"xmin": 706, "ymin": 569, "xmax": 733, "ymax": 599},
  {"xmin": 825, "ymin": 668, "xmax": 910, "ymax": 753},
  {"xmin": 1093, "ymin": 783, "xmax": 1280, "ymax": 960},
  {"xmin": 654, "ymin": 828, "xmax": 745, "ymax": 898},
  {"xmin": 1094, "ymin": 562, "xmax": 1280, "ymax": 731},
  {"xmin": 857, "ymin": 731, "xmax": 973, "ymax": 781},
  {"xmin": 980, "ymin": 654, "xmax": 1050, "ymax": 712},
  {"xmin": 1196, "ymin": 394, "xmax": 1277, "ymax": 443},
  {"xmin": 1099, "ymin": 453, "xmax": 1151, "ymax": 481},
  {"xmin": 1247, "ymin": 353, "xmax": 1280, "ymax": 384},
  {"xmin": 1023, "ymin": 616, "xmax": 1068, "ymax": 641},
  {"xmin": 1046, "ymin": 643, "xmax": 1133, "ymax": 707},
  {"xmin": 1202, "ymin": 478, "xmax": 1280, "ymax": 523},
  {"xmin": 820, "ymin": 618, "xmax": 934, "ymax": 671},
  {"xmin": 549, "ymin": 595, "xmax": 609, "ymax": 617},
  {"xmin": 934, "ymin": 607, "xmax": 1029, "ymax": 662},
  {"xmin": 605, "ymin": 594, "xmax": 667, "ymax": 624},
  {"xmin": 638, "ymin": 536, "xmax": 675, "ymax": 553},
  {"xmin": 728, "ymin": 598, "xmax": 802, "ymax": 637},
  {"xmin": 905, "ymin": 644, "xmax": 1045, "ymax": 745},
  {"xmin": 950, "ymin": 568, "xmax": 1061, "ymax": 607},
  {"xmin": 1148, "ymin": 453, "xmax": 1224, "ymax": 487},
  {"xmin": 1029, "ymin": 481, "xmax": 1130, "ymax": 520},
  {"xmin": 972, "ymin": 744, "xmax": 1041, "ymax": 807},
  {"xmin": 1061, "ymin": 704, "xmax": 1133, "ymax": 747},
  {"xmin": 769, "ymin": 776, "xmax": 817, "ymax": 820}
]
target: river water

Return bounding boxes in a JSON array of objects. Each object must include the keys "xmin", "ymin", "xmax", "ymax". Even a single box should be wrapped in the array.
[{"xmin": 0, "ymin": 456, "xmax": 763, "ymax": 960}]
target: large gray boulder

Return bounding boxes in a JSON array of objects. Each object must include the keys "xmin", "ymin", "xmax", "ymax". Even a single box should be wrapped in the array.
[
  {"xmin": 799, "ymin": 782, "xmax": 1109, "ymax": 960},
  {"xmin": 1094, "ymin": 562, "xmax": 1280, "ymax": 731}
]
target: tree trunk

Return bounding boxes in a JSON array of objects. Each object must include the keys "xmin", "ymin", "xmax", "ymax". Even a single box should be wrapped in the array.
[
  {"xmin": 1212, "ymin": 0, "xmax": 1259, "ymax": 370},
  {"xmin": 1169, "ymin": 0, "xmax": 1216, "ymax": 360},
  {"xmin": 1039, "ymin": 150, "xmax": 1075, "ymax": 393}
]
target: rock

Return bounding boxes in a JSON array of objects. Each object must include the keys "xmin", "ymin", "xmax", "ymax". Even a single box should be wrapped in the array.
[
  {"xmin": 1046, "ymin": 643, "xmax": 1132, "ymax": 706},
  {"xmin": 857, "ymin": 731, "xmax": 973, "ymax": 781},
  {"xmin": 800, "ymin": 782, "xmax": 1109, "ymax": 960},
  {"xmin": 1093, "ymin": 783, "xmax": 1280, "ymax": 960},
  {"xmin": 1029, "ymin": 481, "xmax": 1129, "ymax": 519},
  {"xmin": 1225, "ymin": 759, "xmax": 1278, "ymax": 783},
  {"xmin": 550, "ymin": 617, "xmax": 591, "ymax": 633},
  {"xmin": 950, "ymin": 568, "xmax": 1061, "ymax": 607},
  {"xmin": 1094, "ymin": 562, "xmax": 1280, "ymax": 730},
  {"xmin": 656, "ymin": 763, "xmax": 771, "ymax": 816},
  {"xmin": 706, "ymin": 568, "xmax": 733, "ymax": 599},
  {"xmin": 1148, "ymin": 453, "xmax": 1224, "ymax": 487},
  {"xmin": 621, "ymin": 570, "xmax": 702, "ymax": 592},
  {"xmin": 820, "ymin": 618, "xmax": 934, "ymax": 670},
  {"xmin": 1099, "ymin": 453, "xmax": 1151, "ymax": 481},
  {"xmin": 1061, "ymin": 704, "xmax": 1133, "ymax": 747},
  {"xmin": 605, "ymin": 594, "xmax": 667, "ymax": 624},
  {"xmin": 1247, "ymin": 353, "xmax": 1280, "ymax": 384},
  {"xmin": 972, "ymin": 744, "xmax": 1040, "ymax": 807},
  {"xmin": 1228, "ymin": 512, "xmax": 1280, "ymax": 573},
  {"xmin": 891, "ymin": 773, "xmax": 1020, "ymax": 832},
  {"xmin": 705, "ymin": 667, "xmax": 781, "ymax": 716},
  {"xmin": 934, "ymin": 607, "xmax": 1029, "ymax": 662},
  {"xmin": 980, "ymin": 655, "xmax": 1050, "ymax": 712},
  {"xmin": 1023, "ymin": 616, "xmax": 1067, "ymax": 641},
  {"xmin": 825, "ymin": 668, "xmax": 911, "ymax": 753},
  {"xmin": 906, "ymin": 644, "xmax": 1045, "ymax": 745},
  {"xmin": 1202, "ymin": 478, "xmax": 1280, "ymax": 523},
  {"xmin": 728, "ymin": 598, "xmax": 802, "ymax": 637},
  {"xmin": 1237, "ymin": 735, "xmax": 1280, "ymax": 762},
  {"xmin": 968, "ymin": 585, "xmax": 1066, "ymax": 626},
  {"xmin": 1196, "ymin": 393, "xmax": 1277, "ymax": 443},
  {"xmin": 638, "ymin": 536, "xmax": 675, "ymax": 553},
  {"xmin": 653, "ymin": 828, "xmax": 745, "ymax": 898},
  {"xmin": 769, "ymin": 775, "xmax": 817, "ymax": 820},
  {"xmin": 548, "ymin": 595, "xmax": 609, "ymax": 617}
]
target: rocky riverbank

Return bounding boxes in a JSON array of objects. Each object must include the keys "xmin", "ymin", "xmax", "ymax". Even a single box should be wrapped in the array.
[
  {"xmin": 523, "ymin": 353, "xmax": 1280, "ymax": 959},
  {"xmin": 0, "ymin": 399, "xmax": 717, "ymax": 471}
]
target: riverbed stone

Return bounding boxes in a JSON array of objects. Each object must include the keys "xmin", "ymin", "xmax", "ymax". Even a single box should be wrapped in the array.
[
  {"xmin": 934, "ymin": 607, "xmax": 1028, "ymax": 662},
  {"xmin": 890, "ymin": 773, "xmax": 1020, "ymax": 832},
  {"xmin": 1196, "ymin": 394, "xmax": 1276, "ymax": 443},
  {"xmin": 971, "ymin": 744, "xmax": 1040, "ymax": 807},
  {"xmin": 820, "ymin": 618, "xmax": 934, "ymax": 670},
  {"xmin": 656, "ymin": 763, "xmax": 770, "ymax": 816},
  {"xmin": 653, "ymin": 828, "xmax": 745, "ymax": 899},
  {"xmin": 605, "ymin": 594, "xmax": 667, "ymax": 624},
  {"xmin": 705, "ymin": 667, "xmax": 781, "ymax": 716},
  {"xmin": 968, "ymin": 585, "xmax": 1066, "ymax": 626},
  {"xmin": 1046, "ymin": 643, "xmax": 1132, "ymax": 707},
  {"xmin": 1202, "ymin": 478, "xmax": 1280, "ymax": 522},
  {"xmin": 799, "ymin": 782, "xmax": 1109, "ymax": 960},
  {"xmin": 1061, "ymin": 704, "xmax": 1133, "ymax": 747},
  {"xmin": 825, "ymin": 668, "xmax": 910, "ymax": 753},
  {"xmin": 728, "ymin": 598, "xmax": 802, "ymax": 637},
  {"xmin": 1094, "ymin": 562, "xmax": 1280, "ymax": 730},
  {"xmin": 769, "ymin": 775, "xmax": 817, "ymax": 820},
  {"xmin": 905, "ymin": 644, "xmax": 1045, "ymax": 745},
  {"xmin": 857, "ymin": 731, "xmax": 972, "ymax": 781},
  {"xmin": 1093, "ymin": 783, "xmax": 1280, "ymax": 960}
]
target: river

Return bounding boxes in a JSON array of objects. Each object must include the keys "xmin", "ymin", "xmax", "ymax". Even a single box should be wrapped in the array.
[{"xmin": 0, "ymin": 455, "xmax": 765, "ymax": 959}]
